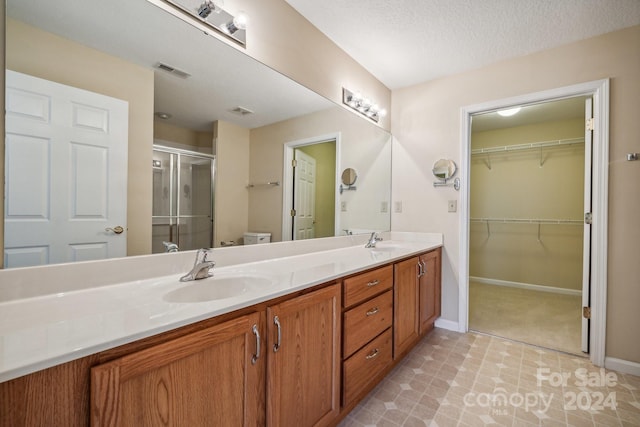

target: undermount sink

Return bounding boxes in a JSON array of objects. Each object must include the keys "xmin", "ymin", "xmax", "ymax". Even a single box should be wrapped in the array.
[{"xmin": 164, "ymin": 274, "xmax": 276, "ymax": 303}]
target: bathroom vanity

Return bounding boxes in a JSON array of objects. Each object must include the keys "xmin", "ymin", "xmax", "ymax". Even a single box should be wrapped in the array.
[{"xmin": 0, "ymin": 232, "xmax": 441, "ymax": 426}]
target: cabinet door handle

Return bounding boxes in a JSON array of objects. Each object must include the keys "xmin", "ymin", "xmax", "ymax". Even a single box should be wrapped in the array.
[
  {"xmin": 366, "ymin": 307, "xmax": 379, "ymax": 316},
  {"xmin": 367, "ymin": 279, "xmax": 380, "ymax": 287},
  {"xmin": 417, "ymin": 262, "xmax": 423, "ymax": 277},
  {"xmin": 365, "ymin": 348, "xmax": 380, "ymax": 360},
  {"xmin": 421, "ymin": 260, "xmax": 427, "ymax": 275},
  {"xmin": 273, "ymin": 316, "xmax": 281, "ymax": 353},
  {"xmin": 251, "ymin": 324, "xmax": 260, "ymax": 365}
]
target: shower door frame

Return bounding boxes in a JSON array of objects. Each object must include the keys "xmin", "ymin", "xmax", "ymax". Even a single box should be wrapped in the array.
[
  {"xmin": 152, "ymin": 144, "xmax": 216, "ymax": 252},
  {"xmin": 458, "ymin": 79, "xmax": 609, "ymax": 367}
]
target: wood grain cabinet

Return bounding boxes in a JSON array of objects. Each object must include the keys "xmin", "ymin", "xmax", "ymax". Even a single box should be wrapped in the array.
[
  {"xmin": 394, "ymin": 248, "xmax": 442, "ymax": 359},
  {"xmin": 341, "ymin": 266, "xmax": 393, "ymax": 406},
  {"xmin": 90, "ymin": 312, "xmax": 264, "ymax": 427},
  {"xmin": 419, "ymin": 248, "xmax": 442, "ymax": 335},
  {"xmin": 266, "ymin": 284, "xmax": 341, "ymax": 427}
]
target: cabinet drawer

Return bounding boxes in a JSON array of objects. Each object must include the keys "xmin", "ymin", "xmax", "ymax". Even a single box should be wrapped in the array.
[
  {"xmin": 343, "ymin": 290, "xmax": 392, "ymax": 358},
  {"xmin": 343, "ymin": 265, "xmax": 393, "ymax": 308},
  {"xmin": 343, "ymin": 328, "xmax": 392, "ymax": 405}
]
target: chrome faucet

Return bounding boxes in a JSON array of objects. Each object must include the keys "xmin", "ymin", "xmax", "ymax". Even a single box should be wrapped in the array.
[
  {"xmin": 364, "ymin": 232, "xmax": 383, "ymax": 248},
  {"xmin": 163, "ymin": 241, "xmax": 179, "ymax": 253},
  {"xmin": 180, "ymin": 248, "xmax": 215, "ymax": 282}
]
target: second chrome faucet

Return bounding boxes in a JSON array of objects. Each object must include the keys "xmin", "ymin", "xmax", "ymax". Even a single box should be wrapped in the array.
[{"xmin": 180, "ymin": 248, "xmax": 215, "ymax": 282}]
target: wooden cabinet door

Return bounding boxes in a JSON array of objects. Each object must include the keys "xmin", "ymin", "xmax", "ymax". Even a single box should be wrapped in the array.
[
  {"xmin": 266, "ymin": 284, "xmax": 341, "ymax": 427},
  {"xmin": 393, "ymin": 256, "xmax": 420, "ymax": 359},
  {"xmin": 91, "ymin": 312, "xmax": 264, "ymax": 427},
  {"xmin": 419, "ymin": 248, "xmax": 442, "ymax": 335}
]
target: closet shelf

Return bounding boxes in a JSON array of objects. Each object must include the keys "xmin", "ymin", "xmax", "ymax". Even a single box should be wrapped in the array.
[
  {"xmin": 471, "ymin": 217, "xmax": 584, "ymax": 242},
  {"xmin": 470, "ymin": 217, "xmax": 583, "ymax": 225},
  {"xmin": 471, "ymin": 138, "xmax": 584, "ymax": 155}
]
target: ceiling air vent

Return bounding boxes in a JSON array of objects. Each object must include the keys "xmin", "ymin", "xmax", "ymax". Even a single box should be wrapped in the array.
[
  {"xmin": 154, "ymin": 62, "xmax": 191, "ymax": 79},
  {"xmin": 230, "ymin": 106, "xmax": 254, "ymax": 116}
]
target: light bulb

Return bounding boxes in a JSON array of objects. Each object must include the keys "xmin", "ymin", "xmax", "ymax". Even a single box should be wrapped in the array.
[
  {"xmin": 497, "ymin": 107, "xmax": 521, "ymax": 117},
  {"xmin": 233, "ymin": 11, "xmax": 248, "ymax": 30},
  {"xmin": 378, "ymin": 109, "xmax": 387, "ymax": 118}
]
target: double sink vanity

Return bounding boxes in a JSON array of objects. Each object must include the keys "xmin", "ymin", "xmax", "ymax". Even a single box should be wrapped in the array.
[{"xmin": 0, "ymin": 232, "xmax": 442, "ymax": 426}]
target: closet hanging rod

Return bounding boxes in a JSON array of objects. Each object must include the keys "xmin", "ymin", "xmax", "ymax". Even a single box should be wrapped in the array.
[
  {"xmin": 246, "ymin": 181, "xmax": 280, "ymax": 188},
  {"xmin": 471, "ymin": 138, "xmax": 584, "ymax": 155},
  {"xmin": 470, "ymin": 217, "xmax": 583, "ymax": 225}
]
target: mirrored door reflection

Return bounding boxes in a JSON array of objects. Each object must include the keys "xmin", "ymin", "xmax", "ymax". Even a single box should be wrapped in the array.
[{"xmin": 152, "ymin": 146, "xmax": 215, "ymax": 253}]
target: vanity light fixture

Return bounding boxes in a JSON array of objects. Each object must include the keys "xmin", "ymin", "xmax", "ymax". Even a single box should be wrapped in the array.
[
  {"xmin": 221, "ymin": 11, "xmax": 248, "ymax": 35},
  {"xmin": 342, "ymin": 88, "xmax": 387, "ymax": 123},
  {"xmin": 162, "ymin": 0, "xmax": 248, "ymax": 46},
  {"xmin": 497, "ymin": 107, "xmax": 521, "ymax": 117}
]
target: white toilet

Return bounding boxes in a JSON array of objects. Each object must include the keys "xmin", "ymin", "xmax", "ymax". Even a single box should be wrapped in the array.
[{"xmin": 243, "ymin": 232, "xmax": 271, "ymax": 245}]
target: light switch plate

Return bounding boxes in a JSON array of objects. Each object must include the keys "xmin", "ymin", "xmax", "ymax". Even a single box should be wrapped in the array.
[
  {"xmin": 394, "ymin": 201, "xmax": 403, "ymax": 213},
  {"xmin": 341, "ymin": 201, "xmax": 347, "ymax": 212},
  {"xmin": 380, "ymin": 201, "xmax": 388, "ymax": 213},
  {"xmin": 448, "ymin": 200, "xmax": 457, "ymax": 213}
]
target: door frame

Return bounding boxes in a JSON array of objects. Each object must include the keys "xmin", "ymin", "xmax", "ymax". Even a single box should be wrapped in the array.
[
  {"xmin": 282, "ymin": 133, "xmax": 341, "ymax": 241},
  {"xmin": 458, "ymin": 79, "xmax": 609, "ymax": 366}
]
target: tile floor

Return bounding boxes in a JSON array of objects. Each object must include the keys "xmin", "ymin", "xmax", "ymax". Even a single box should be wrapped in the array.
[{"xmin": 338, "ymin": 329, "xmax": 640, "ymax": 427}]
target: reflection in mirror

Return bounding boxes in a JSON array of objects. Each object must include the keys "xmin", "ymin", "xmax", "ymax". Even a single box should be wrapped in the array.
[
  {"xmin": 432, "ymin": 159, "xmax": 457, "ymax": 181},
  {"xmin": 341, "ymin": 168, "xmax": 358, "ymax": 186},
  {"xmin": 3, "ymin": 0, "xmax": 391, "ymax": 268}
]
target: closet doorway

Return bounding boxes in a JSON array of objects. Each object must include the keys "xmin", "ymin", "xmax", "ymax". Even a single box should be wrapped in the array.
[{"xmin": 468, "ymin": 96, "xmax": 591, "ymax": 356}]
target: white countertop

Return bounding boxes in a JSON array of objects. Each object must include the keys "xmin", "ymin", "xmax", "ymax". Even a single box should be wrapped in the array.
[{"xmin": 0, "ymin": 232, "xmax": 442, "ymax": 382}]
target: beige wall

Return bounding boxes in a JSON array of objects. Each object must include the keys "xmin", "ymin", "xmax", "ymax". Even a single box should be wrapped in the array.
[
  {"xmin": 214, "ymin": 120, "xmax": 250, "ymax": 246},
  {"xmin": 392, "ymin": 26, "xmax": 640, "ymax": 363},
  {"xmin": 298, "ymin": 142, "xmax": 336, "ymax": 238},
  {"xmin": 154, "ymin": 121, "xmax": 214, "ymax": 153},
  {"xmin": 5, "ymin": 19, "xmax": 154, "ymax": 257},
  {"xmin": 469, "ymin": 119, "xmax": 584, "ymax": 289},
  {"xmin": 249, "ymin": 106, "xmax": 391, "ymax": 241},
  {"xmin": 222, "ymin": 0, "xmax": 391, "ymax": 131}
]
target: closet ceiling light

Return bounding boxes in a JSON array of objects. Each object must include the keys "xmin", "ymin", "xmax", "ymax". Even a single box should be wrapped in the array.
[{"xmin": 497, "ymin": 107, "xmax": 521, "ymax": 117}]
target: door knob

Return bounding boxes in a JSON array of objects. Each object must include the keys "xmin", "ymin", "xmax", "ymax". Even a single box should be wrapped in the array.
[{"xmin": 105, "ymin": 226, "xmax": 124, "ymax": 234}]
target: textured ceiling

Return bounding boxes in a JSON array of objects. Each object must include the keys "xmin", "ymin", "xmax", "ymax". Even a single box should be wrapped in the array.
[{"xmin": 285, "ymin": 0, "xmax": 640, "ymax": 89}]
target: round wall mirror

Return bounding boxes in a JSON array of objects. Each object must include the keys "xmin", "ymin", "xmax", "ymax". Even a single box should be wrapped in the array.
[
  {"xmin": 432, "ymin": 159, "xmax": 457, "ymax": 181},
  {"xmin": 341, "ymin": 168, "xmax": 358, "ymax": 186}
]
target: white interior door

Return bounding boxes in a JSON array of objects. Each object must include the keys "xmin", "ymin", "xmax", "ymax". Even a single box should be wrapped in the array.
[
  {"xmin": 582, "ymin": 98, "xmax": 593, "ymax": 353},
  {"xmin": 293, "ymin": 150, "xmax": 316, "ymax": 240},
  {"xmin": 4, "ymin": 70, "xmax": 128, "ymax": 268}
]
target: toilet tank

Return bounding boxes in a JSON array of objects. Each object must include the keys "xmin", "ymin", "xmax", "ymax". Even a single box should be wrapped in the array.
[{"xmin": 243, "ymin": 232, "xmax": 271, "ymax": 245}]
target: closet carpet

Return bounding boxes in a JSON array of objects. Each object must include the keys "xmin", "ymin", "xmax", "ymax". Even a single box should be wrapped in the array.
[{"xmin": 469, "ymin": 281, "xmax": 583, "ymax": 356}]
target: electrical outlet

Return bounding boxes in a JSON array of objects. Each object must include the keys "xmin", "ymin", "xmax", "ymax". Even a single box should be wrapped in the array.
[
  {"xmin": 341, "ymin": 201, "xmax": 347, "ymax": 212},
  {"xmin": 380, "ymin": 201, "xmax": 388, "ymax": 213},
  {"xmin": 448, "ymin": 200, "xmax": 457, "ymax": 213},
  {"xmin": 394, "ymin": 201, "xmax": 403, "ymax": 213}
]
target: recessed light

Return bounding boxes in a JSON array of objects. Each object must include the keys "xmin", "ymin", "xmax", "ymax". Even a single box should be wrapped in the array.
[{"xmin": 155, "ymin": 112, "xmax": 172, "ymax": 120}]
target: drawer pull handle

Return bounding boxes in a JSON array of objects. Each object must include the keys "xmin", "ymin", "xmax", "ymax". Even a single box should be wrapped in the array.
[
  {"xmin": 273, "ymin": 316, "xmax": 281, "ymax": 353},
  {"xmin": 251, "ymin": 324, "xmax": 260, "ymax": 365},
  {"xmin": 365, "ymin": 348, "xmax": 380, "ymax": 360},
  {"xmin": 366, "ymin": 307, "xmax": 379, "ymax": 316},
  {"xmin": 367, "ymin": 279, "xmax": 380, "ymax": 287}
]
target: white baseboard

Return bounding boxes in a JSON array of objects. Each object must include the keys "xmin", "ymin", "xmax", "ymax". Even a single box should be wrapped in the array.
[
  {"xmin": 435, "ymin": 318, "xmax": 460, "ymax": 332},
  {"xmin": 605, "ymin": 357, "xmax": 640, "ymax": 376},
  {"xmin": 470, "ymin": 276, "xmax": 581, "ymax": 296}
]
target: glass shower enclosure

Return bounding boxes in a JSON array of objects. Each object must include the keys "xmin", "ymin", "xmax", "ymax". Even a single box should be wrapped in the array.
[{"xmin": 152, "ymin": 145, "xmax": 215, "ymax": 253}]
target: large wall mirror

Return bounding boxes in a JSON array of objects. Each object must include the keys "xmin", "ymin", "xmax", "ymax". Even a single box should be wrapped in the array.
[{"xmin": 3, "ymin": 0, "xmax": 391, "ymax": 268}]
